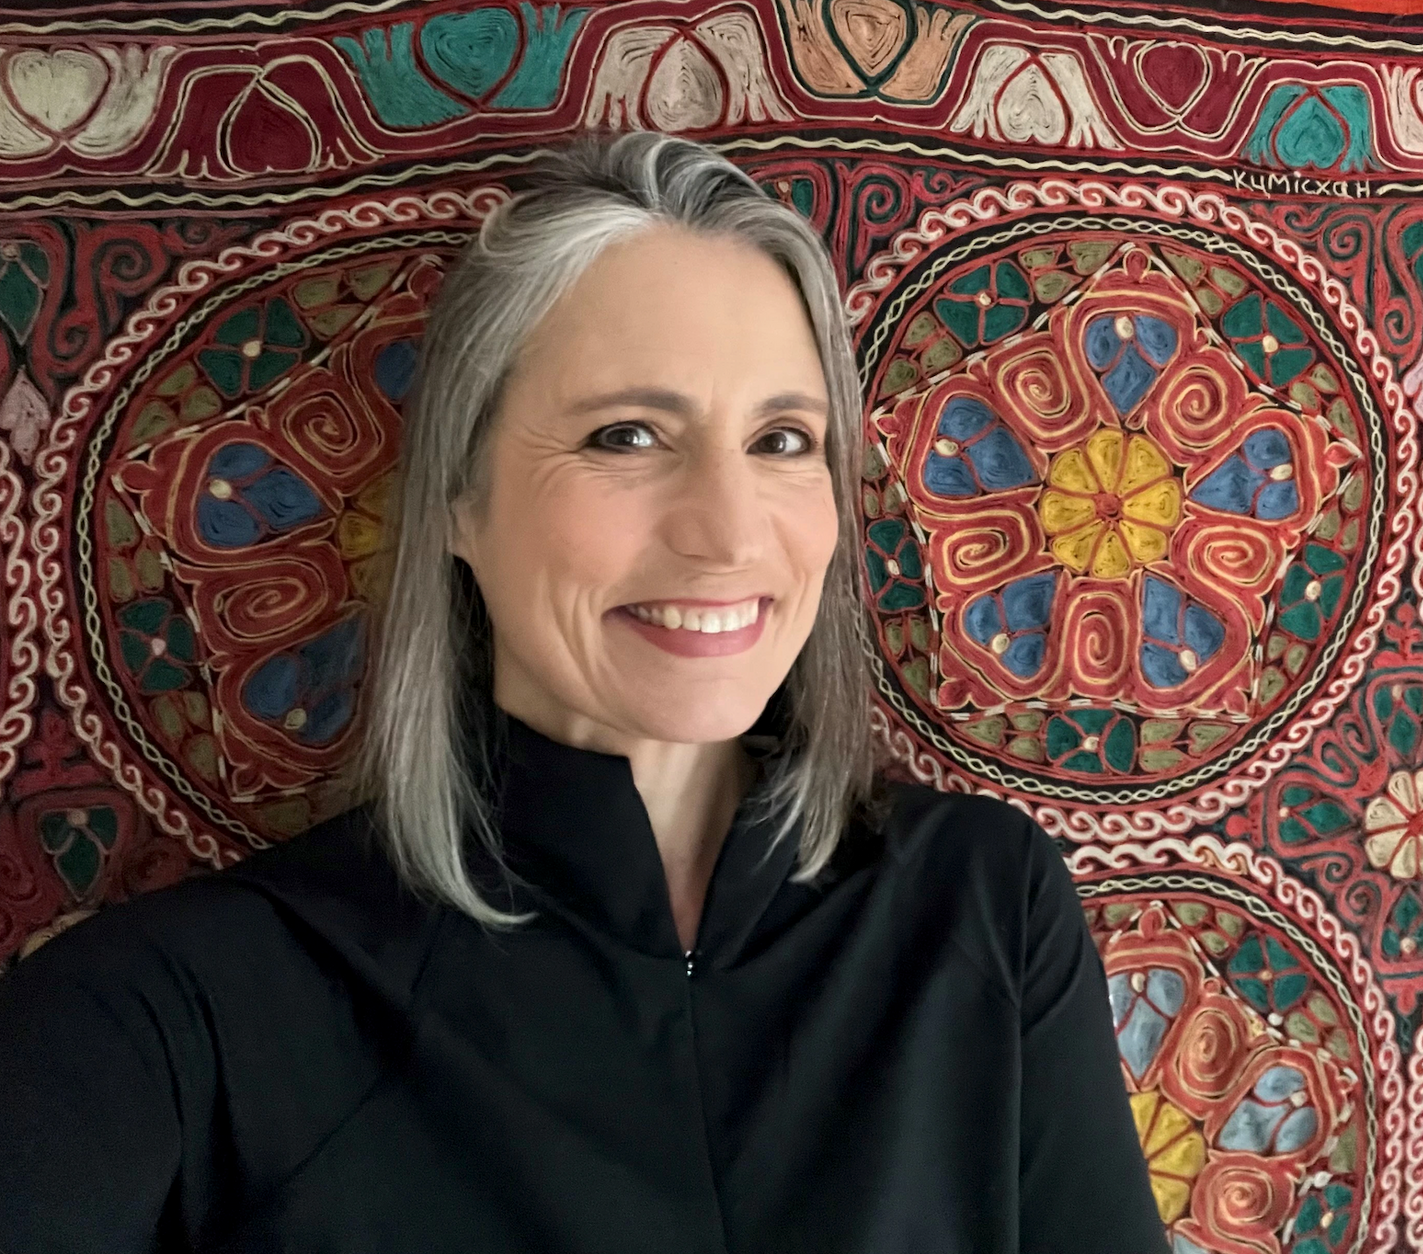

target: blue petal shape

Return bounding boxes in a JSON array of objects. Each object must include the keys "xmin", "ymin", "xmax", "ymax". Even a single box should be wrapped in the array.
[
  {"xmin": 1134, "ymin": 315, "xmax": 1178, "ymax": 367},
  {"xmin": 1192, "ymin": 455, "xmax": 1265, "ymax": 514},
  {"xmin": 1172, "ymin": 1235, "xmax": 1210, "ymax": 1254},
  {"xmin": 1274, "ymin": 1106, "xmax": 1318, "ymax": 1153},
  {"xmin": 243, "ymin": 653, "xmax": 300, "ymax": 720},
  {"xmin": 1256, "ymin": 480, "xmax": 1299, "ymax": 520},
  {"xmin": 374, "ymin": 339, "xmax": 419, "ymax": 402},
  {"xmin": 243, "ymin": 618, "xmax": 365, "ymax": 740},
  {"xmin": 1003, "ymin": 573, "xmax": 1055, "ymax": 632},
  {"xmin": 1141, "ymin": 642, "xmax": 1189, "ymax": 688},
  {"xmin": 241, "ymin": 467, "xmax": 325, "ymax": 532},
  {"xmin": 1143, "ymin": 582, "xmax": 1225, "ymax": 686},
  {"xmin": 938, "ymin": 396, "xmax": 993, "ymax": 442},
  {"xmin": 1244, "ymin": 428, "xmax": 1290, "ymax": 468},
  {"xmin": 208, "ymin": 441, "xmax": 271, "ymax": 479},
  {"xmin": 1108, "ymin": 973, "xmax": 1133, "ymax": 1026},
  {"xmin": 299, "ymin": 616, "xmax": 365, "ymax": 687},
  {"xmin": 1184, "ymin": 605, "xmax": 1226, "ymax": 661},
  {"xmin": 1118, "ymin": 1001, "xmax": 1168, "ymax": 1080},
  {"xmin": 302, "ymin": 687, "xmax": 356, "ymax": 744},
  {"xmin": 196, "ymin": 496, "xmax": 262, "ymax": 548},
  {"xmin": 964, "ymin": 596, "xmax": 1003, "ymax": 645},
  {"xmin": 1219, "ymin": 1100, "xmax": 1287, "ymax": 1152},
  {"xmin": 1142, "ymin": 577, "xmax": 1182, "ymax": 645},
  {"xmin": 1255, "ymin": 1065, "xmax": 1306, "ymax": 1102},
  {"xmin": 1101, "ymin": 346, "xmax": 1158, "ymax": 415},
  {"xmin": 964, "ymin": 427, "xmax": 1035, "ymax": 490},
  {"xmin": 1084, "ymin": 317, "xmax": 1120, "ymax": 370},
  {"xmin": 1003, "ymin": 632, "xmax": 1045, "ymax": 678},
  {"xmin": 1146, "ymin": 968, "xmax": 1186, "ymax": 1016},
  {"xmin": 924, "ymin": 453, "xmax": 978, "ymax": 497}
]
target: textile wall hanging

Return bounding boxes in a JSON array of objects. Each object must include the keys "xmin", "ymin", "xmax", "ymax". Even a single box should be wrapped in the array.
[{"xmin": 3, "ymin": 0, "xmax": 1423, "ymax": 1247}]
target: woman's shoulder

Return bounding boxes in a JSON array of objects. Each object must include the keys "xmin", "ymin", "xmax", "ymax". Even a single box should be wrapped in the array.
[
  {"xmin": 868, "ymin": 775, "xmax": 1052, "ymax": 887},
  {"xmin": 5, "ymin": 803, "xmax": 436, "ymax": 1003},
  {"xmin": 851, "ymin": 776, "xmax": 1078, "ymax": 986},
  {"xmin": 0, "ymin": 807, "xmax": 431, "ymax": 1238}
]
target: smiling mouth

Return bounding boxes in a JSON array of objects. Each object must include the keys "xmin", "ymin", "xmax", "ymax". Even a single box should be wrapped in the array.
[{"xmin": 618, "ymin": 596, "xmax": 770, "ymax": 635}]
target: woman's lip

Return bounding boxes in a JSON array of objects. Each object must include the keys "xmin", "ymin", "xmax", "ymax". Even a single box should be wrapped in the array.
[{"xmin": 615, "ymin": 595, "xmax": 774, "ymax": 611}]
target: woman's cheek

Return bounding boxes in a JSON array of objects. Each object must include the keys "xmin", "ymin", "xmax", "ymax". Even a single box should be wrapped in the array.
[
  {"xmin": 785, "ymin": 490, "xmax": 841, "ymax": 572},
  {"xmin": 562, "ymin": 495, "xmax": 646, "ymax": 579}
]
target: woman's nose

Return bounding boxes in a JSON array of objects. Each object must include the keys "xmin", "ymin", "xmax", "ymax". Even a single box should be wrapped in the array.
[{"xmin": 663, "ymin": 444, "xmax": 767, "ymax": 568}]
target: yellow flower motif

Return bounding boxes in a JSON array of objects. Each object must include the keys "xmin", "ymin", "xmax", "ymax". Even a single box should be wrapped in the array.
[
  {"xmin": 1363, "ymin": 768, "xmax": 1423, "ymax": 880},
  {"xmin": 1130, "ymin": 1090, "xmax": 1206, "ymax": 1224},
  {"xmin": 1039, "ymin": 430, "xmax": 1181, "ymax": 579},
  {"xmin": 336, "ymin": 470, "xmax": 395, "ymax": 601},
  {"xmin": 335, "ymin": 471, "xmax": 392, "ymax": 560}
]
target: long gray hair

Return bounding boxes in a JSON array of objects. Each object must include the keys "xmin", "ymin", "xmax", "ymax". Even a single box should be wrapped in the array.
[{"xmin": 358, "ymin": 129, "xmax": 879, "ymax": 927}]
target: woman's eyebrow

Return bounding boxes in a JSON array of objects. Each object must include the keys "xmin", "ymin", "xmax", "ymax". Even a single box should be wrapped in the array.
[{"xmin": 566, "ymin": 387, "xmax": 829, "ymax": 418}]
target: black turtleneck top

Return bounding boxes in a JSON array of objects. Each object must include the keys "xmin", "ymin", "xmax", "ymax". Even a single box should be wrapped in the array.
[{"xmin": 0, "ymin": 713, "xmax": 1167, "ymax": 1253}]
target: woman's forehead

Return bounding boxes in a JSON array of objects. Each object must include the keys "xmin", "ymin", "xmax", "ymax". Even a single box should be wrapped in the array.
[
  {"xmin": 536, "ymin": 229, "xmax": 809, "ymax": 341},
  {"xmin": 502, "ymin": 252, "xmax": 828, "ymax": 418}
]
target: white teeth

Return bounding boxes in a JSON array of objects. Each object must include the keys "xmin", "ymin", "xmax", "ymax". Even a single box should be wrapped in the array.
[{"xmin": 629, "ymin": 598, "xmax": 761, "ymax": 634}]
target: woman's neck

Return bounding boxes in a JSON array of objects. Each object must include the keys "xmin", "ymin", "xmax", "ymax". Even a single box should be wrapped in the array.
[
  {"xmin": 629, "ymin": 736, "xmax": 756, "ymax": 952},
  {"xmin": 493, "ymin": 698, "xmax": 757, "ymax": 952}
]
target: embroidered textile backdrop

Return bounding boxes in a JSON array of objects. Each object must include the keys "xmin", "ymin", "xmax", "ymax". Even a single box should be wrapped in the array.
[{"xmin": 4, "ymin": 0, "xmax": 1423, "ymax": 1246}]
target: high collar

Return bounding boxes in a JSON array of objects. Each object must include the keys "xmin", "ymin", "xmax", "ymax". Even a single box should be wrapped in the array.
[{"xmin": 478, "ymin": 706, "xmax": 803, "ymax": 967}]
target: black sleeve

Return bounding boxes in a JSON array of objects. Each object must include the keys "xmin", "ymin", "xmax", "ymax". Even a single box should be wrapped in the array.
[
  {"xmin": 1017, "ymin": 821, "xmax": 1170, "ymax": 1254},
  {"xmin": 0, "ymin": 905, "xmax": 203, "ymax": 1252}
]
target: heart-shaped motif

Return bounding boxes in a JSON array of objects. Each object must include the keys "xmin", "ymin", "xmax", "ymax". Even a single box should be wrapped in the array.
[
  {"xmin": 996, "ymin": 63, "xmax": 1067, "ymax": 146},
  {"xmin": 419, "ymin": 8, "xmax": 519, "ymax": 100},
  {"xmin": 645, "ymin": 39, "xmax": 724, "ymax": 133},
  {"xmin": 7, "ymin": 48, "xmax": 108, "ymax": 134},
  {"xmin": 1274, "ymin": 94, "xmax": 1347, "ymax": 171},
  {"xmin": 1139, "ymin": 43, "xmax": 1208, "ymax": 116},
  {"xmin": 223, "ymin": 79, "xmax": 316, "ymax": 177}
]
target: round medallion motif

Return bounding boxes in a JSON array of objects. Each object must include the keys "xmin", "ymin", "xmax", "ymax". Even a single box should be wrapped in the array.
[
  {"xmin": 851, "ymin": 185, "xmax": 1413, "ymax": 831},
  {"xmin": 35, "ymin": 193, "xmax": 499, "ymax": 857},
  {"xmin": 1072, "ymin": 841, "xmax": 1404, "ymax": 1253}
]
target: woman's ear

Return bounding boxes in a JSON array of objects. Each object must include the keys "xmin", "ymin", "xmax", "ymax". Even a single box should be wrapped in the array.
[{"xmin": 447, "ymin": 496, "xmax": 482, "ymax": 574}]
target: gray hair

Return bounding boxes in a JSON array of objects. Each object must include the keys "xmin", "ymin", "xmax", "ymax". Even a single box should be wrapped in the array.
[{"xmin": 358, "ymin": 129, "xmax": 879, "ymax": 927}]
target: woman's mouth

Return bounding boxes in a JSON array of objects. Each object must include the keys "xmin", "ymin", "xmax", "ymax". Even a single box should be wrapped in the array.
[
  {"xmin": 625, "ymin": 596, "xmax": 762, "ymax": 634},
  {"xmin": 611, "ymin": 596, "xmax": 772, "ymax": 657}
]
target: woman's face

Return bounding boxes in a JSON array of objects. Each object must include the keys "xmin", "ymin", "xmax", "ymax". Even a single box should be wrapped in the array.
[{"xmin": 449, "ymin": 224, "xmax": 839, "ymax": 746}]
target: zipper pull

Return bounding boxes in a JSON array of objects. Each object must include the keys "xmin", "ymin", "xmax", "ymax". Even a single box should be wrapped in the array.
[{"xmin": 685, "ymin": 948, "xmax": 695, "ymax": 977}]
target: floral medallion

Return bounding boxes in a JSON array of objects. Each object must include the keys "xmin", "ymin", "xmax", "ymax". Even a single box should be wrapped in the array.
[
  {"xmin": 32, "ymin": 191, "xmax": 502, "ymax": 860},
  {"xmin": 851, "ymin": 182, "xmax": 1414, "ymax": 839},
  {"xmin": 1073, "ymin": 839, "xmax": 1404, "ymax": 1253}
]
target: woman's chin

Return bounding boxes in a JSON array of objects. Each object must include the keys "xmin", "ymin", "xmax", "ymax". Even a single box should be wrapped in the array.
[{"xmin": 618, "ymin": 694, "xmax": 775, "ymax": 746}]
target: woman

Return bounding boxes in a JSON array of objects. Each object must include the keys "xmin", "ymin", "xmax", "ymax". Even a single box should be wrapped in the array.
[{"xmin": 0, "ymin": 131, "xmax": 1168, "ymax": 1252}]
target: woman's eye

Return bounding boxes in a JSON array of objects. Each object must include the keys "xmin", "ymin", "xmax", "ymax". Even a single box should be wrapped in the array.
[
  {"xmin": 591, "ymin": 422, "xmax": 657, "ymax": 451},
  {"xmin": 755, "ymin": 427, "xmax": 816, "ymax": 456}
]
